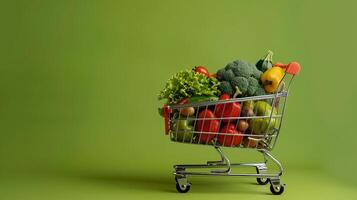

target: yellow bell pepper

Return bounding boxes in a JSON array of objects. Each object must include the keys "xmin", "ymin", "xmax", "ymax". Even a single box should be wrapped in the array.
[{"xmin": 260, "ymin": 66, "xmax": 285, "ymax": 93}]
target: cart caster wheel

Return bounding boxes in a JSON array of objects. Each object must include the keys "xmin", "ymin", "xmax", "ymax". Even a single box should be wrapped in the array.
[
  {"xmin": 270, "ymin": 184, "xmax": 285, "ymax": 195},
  {"xmin": 176, "ymin": 183, "xmax": 191, "ymax": 193},
  {"xmin": 256, "ymin": 177, "xmax": 269, "ymax": 185}
]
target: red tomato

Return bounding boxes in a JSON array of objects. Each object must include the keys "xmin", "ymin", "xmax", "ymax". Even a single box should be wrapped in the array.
[
  {"xmin": 194, "ymin": 66, "xmax": 210, "ymax": 78},
  {"xmin": 217, "ymin": 123, "xmax": 243, "ymax": 147},
  {"xmin": 196, "ymin": 109, "xmax": 219, "ymax": 143}
]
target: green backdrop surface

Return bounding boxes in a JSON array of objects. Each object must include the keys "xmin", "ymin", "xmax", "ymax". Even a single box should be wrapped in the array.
[{"xmin": 0, "ymin": 0, "xmax": 356, "ymax": 199}]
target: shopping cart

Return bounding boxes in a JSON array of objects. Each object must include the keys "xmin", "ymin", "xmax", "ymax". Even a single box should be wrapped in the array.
[{"xmin": 162, "ymin": 64, "xmax": 300, "ymax": 195}]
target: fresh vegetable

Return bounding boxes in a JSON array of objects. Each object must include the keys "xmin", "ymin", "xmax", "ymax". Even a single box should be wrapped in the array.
[
  {"xmin": 230, "ymin": 60, "xmax": 253, "ymax": 78},
  {"xmin": 218, "ymin": 81, "xmax": 233, "ymax": 96},
  {"xmin": 261, "ymin": 65, "xmax": 285, "ymax": 93},
  {"xmin": 217, "ymin": 123, "xmax": 243, "ymax": 147},
  {"xmin": 256, "ymin": 50, "xmax": 273, "ymax": 72},
  {"xmin": 216, "ymin": 69, "xmax": 225, "ymax": 81},
  {"xmin": 231, "ymin": 76, "xmax": 249, "ymax": 94},
  {"xmin": 253, "ymin": 87, "xmax": 267, "ymax": 96},
  {"xmin": 194, "ymin": 66, "xmax": 210, "ymax": 77},
  {"xmin": 237, "ymin": 120, "xmax": 249, "ymax": 132},
  {"xmin": 176, "ymin": 97, "xmax": 195, "ymax": 116},
  {"xmin": 214, "ymin": 88, "xmax": 241, "ymax": 122},
  {"xmin": 252, "ymin": 66, "xmax": 263, "ymax": 80},
  {"xmin": 196, "ymin": 109, "xmax": 219, "ymax": 143},
  {"xmin": 172, "ymin": 120, "xmax": 194, "ymax": 142},
  {"xmin": 175, "ymin": 95, "xmax": 218, "ymax": 116},
  {"xmin": 241, "ymin": 100, "xmax": 255, "ymax": 117},
  {"xmin": 180, "ymin": 107, "xmax": 195, "ymax": 116},
  {"xmin": 158, "ymin": 70, "xmax": 220, "ymax": 103},
  {"xmin": 216, "ymin": 59, "xmax": 266, "ymax": 97},
  {"xmin": 246, "ymin": 77, "xmax": 260, "ymax": 96},
  {"xmin": 222, "ymin": 69, "xmax": 235, "ymax": 81},
  {"xmin": 274, "ymin": 62, "xmax": 286, "ymax": 69},
  {"xmin": 189, "ymin": 95, "xmax": 218, "ymax": 103},
  {"xmin": 249, "ymin": 101, "xmax": 277, "ymax": 134},
  {"xmin": 210, "ymin": 73, "xmax": 217, "ymax": 78}
]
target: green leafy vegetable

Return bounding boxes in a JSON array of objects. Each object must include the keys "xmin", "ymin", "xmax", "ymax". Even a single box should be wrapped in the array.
[{"xmin": 158, "ymin": 70, "xmax": 220, "ymax": 103}]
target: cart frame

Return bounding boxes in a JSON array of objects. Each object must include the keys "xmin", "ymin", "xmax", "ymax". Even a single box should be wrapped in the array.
[{"xmin": 163, "ymin": 64, "xmax": 300, "ymax": 195}]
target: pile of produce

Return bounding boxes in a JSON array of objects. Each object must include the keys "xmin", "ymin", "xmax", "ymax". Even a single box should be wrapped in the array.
[{"xmin": 158, "ymin": 51, "xmax": 300, "ymax": 147}]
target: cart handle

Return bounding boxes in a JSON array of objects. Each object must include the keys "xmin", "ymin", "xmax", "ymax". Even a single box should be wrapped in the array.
[
  {"xmin": 163, "ymin": 105, "xmax": 171, "ymax": 135},
  {"xmin": 285, "ymin": 62, "xmax": 301, "ymax": 75}
]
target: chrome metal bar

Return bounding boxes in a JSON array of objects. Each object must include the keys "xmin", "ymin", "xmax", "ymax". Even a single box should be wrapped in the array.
[
  {"xmin": 169, "ymin": 92, "xmax": 288, "ymax": 109},
  {"xmin": 175, "ymin": 162, "xmax": 267, "ymax": 169},
  {"xmin": 210, "ymin": 146, "xmax": 231, "ymax": 173},
  {"xmin": 171, "ymin": 115, "xmax": 283, "ymax": 121},
  {"xmin": 174, "ymin": 171, "xmax": 279, "ymax": 178},
  {"xmin": 259, "ymin": 149, "xmax": 284, "ymax": 176}
]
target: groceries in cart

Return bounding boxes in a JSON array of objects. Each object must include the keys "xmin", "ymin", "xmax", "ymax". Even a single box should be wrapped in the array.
[
  {"xmin": 158, "ymin": 51, "xmax": 300, "ymax": 149},
  {"xmin": 158, "ymin": 50, "xmax": 300, "ymax": 194}
]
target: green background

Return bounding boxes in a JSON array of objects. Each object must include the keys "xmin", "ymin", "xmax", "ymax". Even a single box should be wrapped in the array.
[{"xmin": 1, "ymin": 0, "xmax": 356, "ymax": 199}]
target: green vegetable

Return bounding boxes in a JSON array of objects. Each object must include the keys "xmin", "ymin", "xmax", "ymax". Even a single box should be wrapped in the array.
[
  {"xmin": 252, "ymin": 65, "xmax": 263, "ymax": 79},
  {"xmin": 218, "ymin": 81, "xmax": 233, "ymax": 96},
  {"xmin": 232, "ymin": 60, "xmax": 253, "ymax": 78},
  {"xmin": 249, "ymin": 101, "xmax": 277, "ymax": 134},
  {"xmin": 222, "ymin": 69, "xmax": 235, "ymax": 82},
  {"xmin": 254, "ymin": 86, "xmax": 267, "ymax": 96},
  {"xmin": 247, "ymin": 77, "xmax": 259, "ymax": 96},
  {"xmin": 189, "ymin": 95, "xmax": 218, "ymax": 103},
  {"xmin": 256, "ymin": 50, "xmax": 273, "ymax": 72},
  {"xmin": 158, "ymin": 70, "xmax": 220, "ymax": 103},
  {"xmin": 171, "ymin": 120, "xmax": 194, "ymax": 142},
  {"xmin": 216, "ymin": 69, "xmax": 225, "ymax": 81},
  {"xmin": 224, "ymin": 63, "xmax": 236, "ymax": 71},
  {"xmin": 231, "ymin": 77, "xmax": 249, "ymax": 94},
  {"xmin": 216, "ymin": 58, "xmax": 265, "ymax": 97}
]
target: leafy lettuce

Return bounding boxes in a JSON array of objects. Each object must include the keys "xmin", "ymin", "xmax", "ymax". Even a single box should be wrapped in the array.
[{"xmin": 158, "ymin": 70, "xmax": 220, "ymax": 103}]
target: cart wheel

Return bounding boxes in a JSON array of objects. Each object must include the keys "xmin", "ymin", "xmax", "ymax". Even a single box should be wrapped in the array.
[
  {"xmin": 176, "ymin": 183, "xmax": 191, "ymax": 193},
  {"xmin": 270, "ymin": 184, "xmax": 285, "ymax": 195},
  {"xmin": 256, "ymin": 177, "xmax": 269, "ymax": 185}
]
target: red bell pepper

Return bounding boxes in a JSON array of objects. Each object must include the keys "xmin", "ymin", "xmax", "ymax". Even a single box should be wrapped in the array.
[
  {"xmin": 217, "ymin": 123, "xmax": 243, "ymax": 147},
  {"xmin": 214, "ymin": 93, "xmax": 241, "ymax": 122},
  {"xmin": 273, "ymin": 62, "xmax": 286, "ymax": 69},
  {"xmin": 195, "ymin": 109, "xmax": 219, "ymax": 143}
]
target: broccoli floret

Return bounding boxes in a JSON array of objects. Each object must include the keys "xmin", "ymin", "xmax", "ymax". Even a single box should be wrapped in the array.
[
  {"xmin": 217, "ymin": 58, "xmax": 269, "ymax": 97},
  {"xmin": 247, "ymin": 77, "xmax": 259, "ymax": 96},
  {"xmin": 216, "ymin": 69, "xmax": 225, "ymax": 81},
  {"xmin": 252, "ymin": 67, "xmax": 263, "ymax": 79},
  {"xmin": 218, "ymin": 81, "xmax": 233, "ymax": 96},
  {"xmin": 231, "ymin": 76, "xmax": 249, "ymax": 94},
  {"xmin": 224, "ymin": 62, "xmax": 235, "ymax": 71},
  {"xmin": 254, "ymin": 86, "xmax": 272, "ymax": 104},
  {"xmin": 222, "ymin": 69, "xmax": 235, "ymax": 82},
  {"xmin": 254, "ymin": 86, "xmax": 267, "ymax": 96},
  {"xmin": 231, "ymin": 60, "xmax": 253, "ymax": 78}
]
